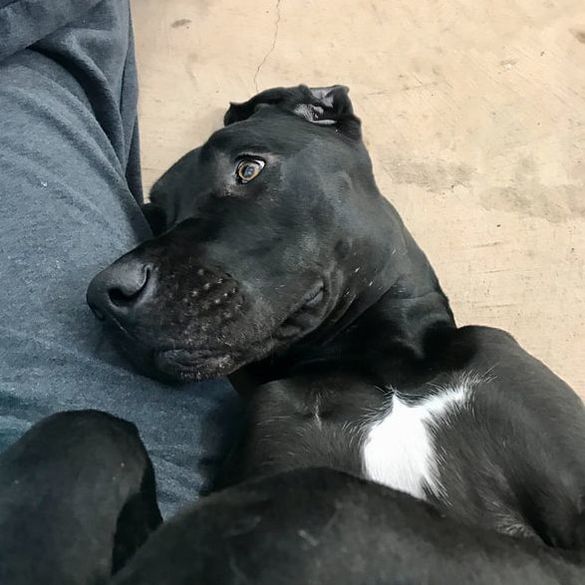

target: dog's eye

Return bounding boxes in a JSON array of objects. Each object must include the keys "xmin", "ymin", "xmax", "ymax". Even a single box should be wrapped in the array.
[{"xmin": 236, "ymin": 159, "xmax": 265, "ymax": 183}]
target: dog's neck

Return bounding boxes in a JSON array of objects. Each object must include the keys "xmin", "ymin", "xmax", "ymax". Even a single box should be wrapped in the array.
[{"xmin": 232, "ymin": 201, "xmax": 456, "ymax": 392}]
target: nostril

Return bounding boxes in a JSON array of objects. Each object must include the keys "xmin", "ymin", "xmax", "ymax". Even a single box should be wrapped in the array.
[
  {"xmin": 109, "ymin": 287, "xmax": 140, "ymax": 307},
  {"xmin": 107, "ymin": 265, "xmax": 152, "ymax": 309}
]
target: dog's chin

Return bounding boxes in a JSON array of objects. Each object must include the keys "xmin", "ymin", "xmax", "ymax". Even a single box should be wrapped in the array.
[
  {"xmin": 107, "ymin": 321, "xmax": 312, "ymax": 384},
  {"xmin": 141, "ymin": 313, "xmax": 324, "ymax": 383},
  {"xmin": 153, "ymin": 348, "xmax": 241, "ymax": 382}
]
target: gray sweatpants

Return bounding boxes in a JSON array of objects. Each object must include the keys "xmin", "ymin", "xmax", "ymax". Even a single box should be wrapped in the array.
[{"xmin": 0, "ymin": 0, "xmax": 238, "ymax": 516}]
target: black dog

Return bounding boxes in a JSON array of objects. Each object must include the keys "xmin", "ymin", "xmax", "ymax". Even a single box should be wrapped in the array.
[
  {"xmin": 2, "ymin": 418, "xmax": 581, "ymax": 584},
  {"xmin": 112, "ymin": 468, "xmax": 584, "ymax": 585},
  {"xmin": 87, "ymin": 85, "xmax": 585, "ymax": 580},
  {"xmin": 0, "ymin": 411, "xmax": 161, "ymax": 585}
]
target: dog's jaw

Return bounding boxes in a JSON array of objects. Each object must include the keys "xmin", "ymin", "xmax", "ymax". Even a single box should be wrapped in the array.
[{"xmin": 150, "ymin": 278, "xmax": 338, "ymax": 382}]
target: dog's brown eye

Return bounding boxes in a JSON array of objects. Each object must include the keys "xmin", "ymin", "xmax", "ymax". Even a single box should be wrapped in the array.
[{"xmin": 236, "ymin": 159, "xmax": 264, "ymax": 183}]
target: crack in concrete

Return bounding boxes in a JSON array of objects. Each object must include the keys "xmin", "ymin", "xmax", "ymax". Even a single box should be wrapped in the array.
[{"xmin": 253, "ymin": 0, "xmax": 283, "ymax": 92}]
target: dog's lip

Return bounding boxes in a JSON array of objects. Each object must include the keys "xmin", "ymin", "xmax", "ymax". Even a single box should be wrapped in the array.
[
  {"xmin": 157, "ymin": 347, "xmax": 218, "ymax": 363},
  {"xmin": 274, "ymin": 280, "xmax": 328, "ymax": 340},
  {"xmin": 303, "ymin": 282, "xmax": 325, "ymax": 308},
  {"xmin": 154, "ymin": 348, "xmax": 237, "ymax": 380}
]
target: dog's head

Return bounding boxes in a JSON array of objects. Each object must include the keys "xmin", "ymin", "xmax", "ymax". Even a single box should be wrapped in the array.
[{"xmin": 87, "ymin": 85, "xmax": 403, "ymax": 382}]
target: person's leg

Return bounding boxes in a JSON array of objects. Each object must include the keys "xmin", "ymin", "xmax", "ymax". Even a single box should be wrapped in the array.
[{"xmin": 0, "ymin": 0, "xmax": 239, "ymax": 516}]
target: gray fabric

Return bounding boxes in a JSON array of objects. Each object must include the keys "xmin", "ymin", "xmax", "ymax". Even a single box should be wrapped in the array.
[
  {"xmin": 0, "ymin": 0, "xmax": 103, "ymax": 61},
  {"xmin": 0, "ymin": 0, "xmax": 239, "ymax": 517}
]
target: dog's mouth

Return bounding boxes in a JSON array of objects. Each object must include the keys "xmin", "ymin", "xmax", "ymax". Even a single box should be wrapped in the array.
[
  {"xmin": 152, "ymin": 280, "xmax": 329, "ymax": 382},
  {"xmin": 154, "ymin": 349, "xmax": 238, "ymax": 382},
  {"xmin": 274, "ymin": 281, "xmax": 325, "ymax": 339}
]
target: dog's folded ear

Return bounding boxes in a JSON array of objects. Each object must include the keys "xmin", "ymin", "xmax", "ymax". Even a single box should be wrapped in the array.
[{"xmin": 224, "ymin": 84, "xmax": 361, "ymax": 139}]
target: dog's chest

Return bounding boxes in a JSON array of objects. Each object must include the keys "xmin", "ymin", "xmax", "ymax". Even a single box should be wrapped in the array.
[{"xmin": 361, "ymin": 383, "xmax": 471, "ymax": 500}]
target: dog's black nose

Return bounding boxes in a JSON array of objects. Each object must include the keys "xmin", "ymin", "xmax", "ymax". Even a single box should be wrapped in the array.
[{"xmin": 87, "ymin": 258, "xmax": 155, "ymax": 323}]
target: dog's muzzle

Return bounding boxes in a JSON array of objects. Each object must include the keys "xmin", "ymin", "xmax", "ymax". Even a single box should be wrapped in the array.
[{"xmin": 87, "ymin": 255, "xmax": 242, "ymax": 330}]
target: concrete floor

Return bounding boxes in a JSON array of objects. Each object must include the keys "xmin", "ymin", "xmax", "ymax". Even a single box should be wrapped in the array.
[{"xmin": 132, "ymin": 0, "xmax": 585, "ymax": 396}]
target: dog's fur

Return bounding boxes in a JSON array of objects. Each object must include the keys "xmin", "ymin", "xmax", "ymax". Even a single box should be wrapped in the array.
[
  {"xmin": 112, "ymin": 468, "xmax": 584, "ymax": 585},
  {"xmin": 80, "ymin": 85, "xmax": 585, "ymax": 582},
  {"xmin": 0, "ymin": 411, "xmax": 162, "ymax": 585}
]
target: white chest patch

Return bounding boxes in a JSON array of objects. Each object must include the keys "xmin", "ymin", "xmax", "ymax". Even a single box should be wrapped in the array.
[{"xmin": 362, "ymin": 381, "xmax": 471, "ymax": 500}]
